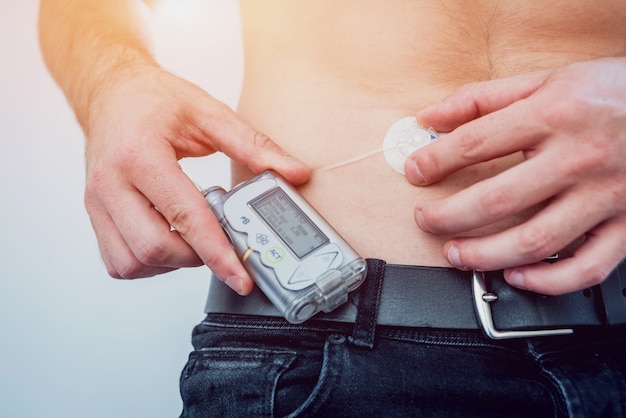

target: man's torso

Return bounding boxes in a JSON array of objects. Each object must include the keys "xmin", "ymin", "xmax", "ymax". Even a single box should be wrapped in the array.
[{"xmin": 233, "ymin": 0, "xmax": 626, "ymax": 266}]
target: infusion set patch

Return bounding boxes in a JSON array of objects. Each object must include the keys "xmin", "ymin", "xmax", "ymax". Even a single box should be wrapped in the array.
[{"xmin": 383, "ymin": 117, "xmax": 439, "ymax": 174}]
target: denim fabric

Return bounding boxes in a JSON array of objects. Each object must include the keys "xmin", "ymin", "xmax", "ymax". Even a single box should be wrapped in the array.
[{"xmin": 179, "ymin": 263, "xmax": 626, "ymax": 418}]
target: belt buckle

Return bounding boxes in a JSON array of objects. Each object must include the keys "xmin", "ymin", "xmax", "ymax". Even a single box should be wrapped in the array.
[{"xmin": 472, "ymin": 270, "xmax": 574, "ymax": 340}]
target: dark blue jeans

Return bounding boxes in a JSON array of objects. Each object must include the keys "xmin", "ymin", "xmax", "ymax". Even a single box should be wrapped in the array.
[{"xmin": 179, "ymin": 264, "xmax": 626, "ymax": 418}]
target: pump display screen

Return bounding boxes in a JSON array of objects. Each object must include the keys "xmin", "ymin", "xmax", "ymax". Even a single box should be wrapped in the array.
[{"xmin": 251, "ymin": 189, "xmax": 329, "ymax": 259}]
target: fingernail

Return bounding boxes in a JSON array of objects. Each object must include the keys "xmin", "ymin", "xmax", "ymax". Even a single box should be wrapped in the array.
[
  {"xmin": 405, "ymin": 160, "xmax": 426, "ymax": 185},
  {"xmin": 415, "ymin": 208, "xmax": 425, "ymax": 227},
  {"xmin": 225, "ymin": 276, "xmax": 244, "ymax": 295},
  {"xmin": 415, "ymin": 208, "xmax": 432, "ymax": 233},
  {"xmin": 507, "ymin": 269, "xmax": 526, "ymax": 290},
  {"xmin": 447, "ymin": 245, "xmax": 467, "ymax": 270}
]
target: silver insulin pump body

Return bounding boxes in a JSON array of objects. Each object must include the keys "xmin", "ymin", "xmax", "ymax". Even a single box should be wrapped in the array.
[{"xmin": 202, "ymin": 170, "xmax": 367, "ymax": 324}]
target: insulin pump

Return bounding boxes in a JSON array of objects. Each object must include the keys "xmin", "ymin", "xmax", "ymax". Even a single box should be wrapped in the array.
[{"xmin": 202, "ymin": 170, "xmax": 367, "ymax": 324}]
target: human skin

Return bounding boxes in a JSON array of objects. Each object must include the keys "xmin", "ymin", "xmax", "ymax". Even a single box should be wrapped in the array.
[{"xmin": 39, "ymin": 0, "xmax": 626, "ymax": 296}]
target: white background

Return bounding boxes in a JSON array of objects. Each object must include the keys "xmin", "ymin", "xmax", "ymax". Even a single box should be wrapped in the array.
[{"xmin": 0, "ymin": 1, "xmax": 243, "ymax": 416}]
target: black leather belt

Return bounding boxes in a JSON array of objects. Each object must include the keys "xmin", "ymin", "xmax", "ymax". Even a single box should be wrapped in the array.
[{"xmin": 204, "ymin": 259, "xmax": 626, "ymax": 340}]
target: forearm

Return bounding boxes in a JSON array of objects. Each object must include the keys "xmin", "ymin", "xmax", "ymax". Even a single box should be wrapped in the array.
[{"xmin": 38, "ymin": 0, "xmax": 157, "ymax": 132}]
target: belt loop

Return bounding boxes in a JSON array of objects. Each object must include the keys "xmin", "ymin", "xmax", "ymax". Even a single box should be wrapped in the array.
[{"xmin": 349, "ymin": 259, "xmax": 386, "ymax": 349}]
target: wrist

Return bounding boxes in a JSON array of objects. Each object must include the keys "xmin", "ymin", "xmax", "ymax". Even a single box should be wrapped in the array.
[{"xmin": 81, "ymin": 50, "xmax": 159, "ymax": 136}]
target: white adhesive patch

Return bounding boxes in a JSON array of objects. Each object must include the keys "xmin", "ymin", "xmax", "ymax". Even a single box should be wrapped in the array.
[{"xmin": 383, "ymin": 117, "xmax": 438, "ymax": 174}]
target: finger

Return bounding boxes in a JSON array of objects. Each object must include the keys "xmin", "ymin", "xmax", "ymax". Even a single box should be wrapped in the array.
[
  {"xmin": 417, "ymin": 69, "xmax": 550, "ymax": 132},
  {"xmin": 86, "ymin": 166, "xmax": 205, "ymax": 269},
  {"xmin": 95, "ymin": 227, "xmax": 179, "ymax": 279},
  {"xmin": 405, "ymin": 98, "xmax": 549, "ymax": 186},
  {"xmin": 85, "ymin": 190, "xmax": 179, "ymax": 279},
  {"xmin": 102, "ymin": 182, "xmax": 205, "ymax": 268},
  {"xmin": 415, "ymin": 149, "xmax": 569, "ymax": 234},
  {"xmin": 195, "ymin": 105, "xmax": 312, "ymax": 185},
  {"xmin": 441, "ymin": 184, "xmax": 618, "ymax": 272},
  {"xmin": 503, "ymin": 216, "xmax": 626, "ymax": 295},
  {"xmin": 129, "ymin": 153, "xmax": 255, "ymax": 295}
]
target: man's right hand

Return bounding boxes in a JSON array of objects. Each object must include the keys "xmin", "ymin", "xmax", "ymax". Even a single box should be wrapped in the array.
[{"xmin": 83, "ymin": 64, "xmax": 311, "ymax": 294}]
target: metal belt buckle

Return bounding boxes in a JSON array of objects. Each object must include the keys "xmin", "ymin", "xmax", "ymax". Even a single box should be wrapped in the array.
[{"xmin": 472, "ymin": 270, "xmax": 574, "ymax": 340}]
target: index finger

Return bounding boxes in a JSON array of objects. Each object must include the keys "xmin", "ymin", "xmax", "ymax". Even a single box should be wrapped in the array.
[
  {"xmin": 192, "ymin": 101, "xmax": 312, "ymax": 186},
  {"xmin": 417, "ymin": 69, "xmax": 550, "ymax": 131},
  {"xmin": 404, "ymin": 98, "xmax": 547, "ymax": 186}
]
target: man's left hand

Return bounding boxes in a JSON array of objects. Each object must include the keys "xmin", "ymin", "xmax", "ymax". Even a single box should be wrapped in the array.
[{"xmin": 405, "ymin": 57, "xmax": 626, "ymax": 295}]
